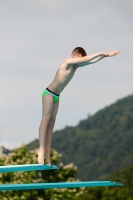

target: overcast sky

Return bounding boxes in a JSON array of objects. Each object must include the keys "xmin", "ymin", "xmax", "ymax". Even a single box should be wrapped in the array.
[{"xmin": 0, "ymin": 0, "xmax": 133, "ymax": 149}]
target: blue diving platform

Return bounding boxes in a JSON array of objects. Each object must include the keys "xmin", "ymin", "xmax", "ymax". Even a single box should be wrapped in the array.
[
  {"xmin": 0, "ymin": 181, "xmax": 123, "ymax": 191},
  {"xmin": 0, "ymin": 164, "xmax": 59, "ymax": 173}
]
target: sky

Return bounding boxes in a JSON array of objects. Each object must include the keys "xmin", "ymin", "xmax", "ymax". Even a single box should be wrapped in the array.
[{"xmin": 0, "ymin": 0, "xmax": 133, "ymax": 149}]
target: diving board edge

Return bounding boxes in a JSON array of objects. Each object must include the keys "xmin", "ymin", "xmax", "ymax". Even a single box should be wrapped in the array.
[{"xmin": 0, "ymin": 164, "xmax": 59, "ymax": 173}]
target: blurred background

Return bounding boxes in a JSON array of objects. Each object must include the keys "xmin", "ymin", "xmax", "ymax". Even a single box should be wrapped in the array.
[{"xmin": 0, "ymin": 0, "xmax": 133, "ymax": 149}]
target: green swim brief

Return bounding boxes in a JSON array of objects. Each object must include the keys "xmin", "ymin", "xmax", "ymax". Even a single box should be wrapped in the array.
[{"xmin": 42, "ymin": 88, "xmax": 60, "ymax": 103}]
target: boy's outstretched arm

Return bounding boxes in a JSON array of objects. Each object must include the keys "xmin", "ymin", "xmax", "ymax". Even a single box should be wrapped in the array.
[
  {"xmin": 89, "ymin": 50, "xmax": 120, "ymax": 64},
  {"xmin": 65, "ymin": 50, "xmax": 120, "ymax": 68},
  {"xmin": 65, "ymin": 52, "xmax": 105, "ymax": 67},
  {"xmin": 88, "ymin": 55, "xmax": 106, "ymax": 64}
]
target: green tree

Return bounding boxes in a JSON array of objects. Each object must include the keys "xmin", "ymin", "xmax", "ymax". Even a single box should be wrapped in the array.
[
  {"xmin": 77, "ymin": 165, "xmax": 133, "ymax": 200},
  {"xmin": 104, "ymin": 165, "xmax": 133, "ymax": 200}
]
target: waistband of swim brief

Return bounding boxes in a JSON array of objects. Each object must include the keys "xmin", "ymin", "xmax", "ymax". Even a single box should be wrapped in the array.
[{"xmin": 46, "ymin": 88, "xmax": 60, "ymax": 96}]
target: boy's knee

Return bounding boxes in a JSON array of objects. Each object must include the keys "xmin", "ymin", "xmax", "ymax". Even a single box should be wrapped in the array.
[{"xmin": 41, "ymin": 116, "xmax": 51, "ymax": 124}]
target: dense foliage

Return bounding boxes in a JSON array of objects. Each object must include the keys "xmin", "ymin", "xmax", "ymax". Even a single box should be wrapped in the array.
[
  {"xmin": 0, "ymin": 146, "xmax": 133, "ymax": 199},
  {"xmin": 27, "ymin": 94, "xmax": 133, "ymax": 181},
  {"xmin": 76, "ymin": 166, "xmax": 133, "ymax": 200}
]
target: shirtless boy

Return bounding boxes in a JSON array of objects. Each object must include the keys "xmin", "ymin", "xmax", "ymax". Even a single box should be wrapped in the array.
[{"xmin": 38, "ymin": 47, "xmax": 120, "ymax": 164}]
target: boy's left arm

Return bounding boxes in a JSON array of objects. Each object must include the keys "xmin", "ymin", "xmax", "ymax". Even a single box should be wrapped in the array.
[{"xmin": 89, "ymin": 55, "xmax": 106, "ymax": 64}]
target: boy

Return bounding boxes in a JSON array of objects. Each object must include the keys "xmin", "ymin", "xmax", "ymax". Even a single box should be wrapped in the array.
[{"xmin": 38, "ymin": 47, "xmax": 120, "ymax": 164}]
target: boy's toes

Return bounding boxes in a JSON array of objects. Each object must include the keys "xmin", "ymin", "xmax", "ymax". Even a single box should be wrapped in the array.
[{"xmin": 38, "ymin": 156, "xmax": 44, "ymax": 164}]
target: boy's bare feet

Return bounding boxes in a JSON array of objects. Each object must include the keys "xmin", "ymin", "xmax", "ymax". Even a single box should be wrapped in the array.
[{"xmin": 38, "ymin": 149, "xmax": 45, "ymax": 164}]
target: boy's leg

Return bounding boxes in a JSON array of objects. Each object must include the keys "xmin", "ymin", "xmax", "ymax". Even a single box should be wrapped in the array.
[
  {"xmin": 45, "ymin": 100, "xmax": 59, "ymax": 164},
  {"xmin": 38, "ymin": 94, "xmax": 54, "ymax": 164}
]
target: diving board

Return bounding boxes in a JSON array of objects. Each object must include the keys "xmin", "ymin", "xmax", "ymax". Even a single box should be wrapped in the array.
[
  {"xmin": 0, "ymin": 164, "xmax": 59, "ymax": 173},
  {"xmin": 0, "ymin": 181, "xmax": 123, "ymax": 191}
]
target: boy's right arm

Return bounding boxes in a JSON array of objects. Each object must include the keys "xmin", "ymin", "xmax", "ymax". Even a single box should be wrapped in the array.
[
  {"xmin": 65, "ymin": 50, "xmax": 120, "ymax": 68},
  {"xmin": 65, "ymin": 52, "xmax": 105, "ymax": 65},
  {"xmin": 65, "ymin": 52, "xmax": 108, "ymax": 68}
]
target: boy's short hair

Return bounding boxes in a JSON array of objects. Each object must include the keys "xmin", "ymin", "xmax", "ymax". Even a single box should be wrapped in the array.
[{"xmin": 72, "ymin": 47, "xmax": 87, "ymax": 57}]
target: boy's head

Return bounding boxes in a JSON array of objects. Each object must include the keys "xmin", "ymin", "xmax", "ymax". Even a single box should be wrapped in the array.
[{"xmin": 71, "ymin": 47, "xmax": 87, "ymax": 58}]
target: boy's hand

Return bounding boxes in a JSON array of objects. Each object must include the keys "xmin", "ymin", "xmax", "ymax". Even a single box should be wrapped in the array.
[
  {"xmin": 107, "ymin": 50, "xmax": 120, "ymax": 57},
  {"xmin": 101, "ymin": 52, "xmax": 109, "ymax": 57},
  {"xmin": 100, "ymin": 51, "xmax": 120, "ymax": 57}
]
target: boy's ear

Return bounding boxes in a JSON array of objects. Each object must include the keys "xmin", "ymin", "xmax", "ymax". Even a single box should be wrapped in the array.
[{"xmin": 71, "ymin": 53, "xmax": 75, "ymax": 58}]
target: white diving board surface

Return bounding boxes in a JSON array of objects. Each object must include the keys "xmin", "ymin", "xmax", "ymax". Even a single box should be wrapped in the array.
[
  {"xmin": 0, "ymin": 164, "xmax": 59, "ymax": 173},
  {"xmin": 0, "ymin": 181, "xmax": 123, "ymax": 191}
]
